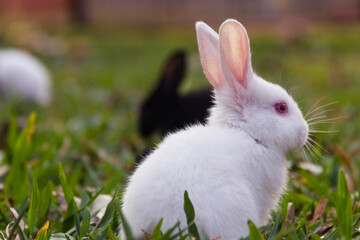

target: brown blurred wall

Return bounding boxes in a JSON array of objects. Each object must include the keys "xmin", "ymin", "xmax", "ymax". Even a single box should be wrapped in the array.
[
  {"xmin": 0, "ymin": 0, "xmax": 359, "ymax": 25},
  {"xmin": 0, "ymin": 0, "xmax": 67, "ymax": 20}
]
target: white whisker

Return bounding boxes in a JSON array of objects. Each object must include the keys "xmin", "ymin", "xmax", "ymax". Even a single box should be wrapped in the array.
[
  {"xmin": 301, "ymin": 97, "xmax": 339, "ymax": 165},
  {"xmin": 304, "ymin": 143, "xmax": 318, "ymax": 161},
  {"xmin": 301, "ymin": 147, "xmax": 310, "ymax": 162},
  {"xmin": 307, "ymin": 134, "xmax": 316, "ymax": 139},
  {"xmin": 279, "ymin": 57, "xmax": 286, "ymax": 86},
  {"xmin": 304, "ymin": 145, "xmax": 321, "ymax": 166},
  {"xmin": 305, "ymin": 101, "xmax": 338, "ymax": 119},
  {"xmin": 309, "ymin": 129, "xmax": 339, "ymax": 133},
  {"xmin": 308, "ymin": 116, "xmax": 346, "ymax": 125},
  {"xmin": 306, "ymin": 108, "xmax": 336, "ymax": 120},
  {"xmin": 307, "ymin": 115, "xmax": 327, "ymax": 122},
  {"xmin": 307, "ymin": 138, "xmax": 328, "ymax": 153},
  {"xmin": 297, "ymin": 98, "xmax": 308, "ymax": 106},
  {"xmin": 306, "ymin": 141, "xmax": 325, "ymax": 160},
  {"xmin": 305, "ymin": 96, "xmax": 325, "ymax": 116},
  {"xmin": 288, "ymin": 86, "xmax": 299, "ymax": 96},
  {"xmin": 308, "ymin": 142, "xmax": 324, "ymax": 159},
  {"xmin": 308, "ymin": 120, "xmax": 340, "ymax": 126},
  {"xmin": 285, "ymin": 67, "xmax": 298, "ymax": 92},
  {"xmin": 305, "ymin": 140, "xmax": 319, "ymax": 155}
]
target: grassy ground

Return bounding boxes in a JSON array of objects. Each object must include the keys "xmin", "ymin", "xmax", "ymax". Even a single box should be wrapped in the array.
[{"xmin": 0, "ymin": 22, "xmax": 360, "ymax": 239}]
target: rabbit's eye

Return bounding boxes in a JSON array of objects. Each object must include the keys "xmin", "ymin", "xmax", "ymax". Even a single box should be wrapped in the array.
[{"xmin": 275, "ymin": 102, "xmax": 288, "ymax": 114}]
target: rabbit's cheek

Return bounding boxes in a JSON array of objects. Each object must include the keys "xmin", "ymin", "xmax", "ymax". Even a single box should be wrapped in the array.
[
  {"xmin": 285, "ymin": 124, "xmax": 308, "ymax": 151},
  {"xmin": 297, "ymin": 123, "xmax": 309, "ymax": 147}
]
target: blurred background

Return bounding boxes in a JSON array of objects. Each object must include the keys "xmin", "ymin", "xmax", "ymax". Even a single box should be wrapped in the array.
[
  {"xmin": 0, "ymin": 0, "xmax": 359, "ymax": 192},
  {"xmin": 1, "ymin": 0, "xmax": 360, "ymax": 24}
]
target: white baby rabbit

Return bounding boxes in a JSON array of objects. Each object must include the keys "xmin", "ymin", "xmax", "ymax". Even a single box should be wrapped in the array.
[
  {"xmin": 0, "ymin": 49, "xmax": 52, "ymax": 106},
  {"xmin": 122, "ymin": 19, "xmax": 309, "ymax": 239}
]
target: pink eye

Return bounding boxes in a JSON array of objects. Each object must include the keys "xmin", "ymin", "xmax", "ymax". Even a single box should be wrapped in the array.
[{"xmin": 275, "ymin": 102, "xmax": 288, "ymax": 114}]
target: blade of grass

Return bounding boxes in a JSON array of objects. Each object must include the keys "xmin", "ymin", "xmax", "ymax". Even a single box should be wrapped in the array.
[
  {"xmin": 160, "ymin": 222, "xmax": 181, "ymax": 240},
  {"xmin": 7, "ymin": 116, "xmax": 18, "ymax": 156},
  {"xmin": 79, "ymin": 186, "xmax": 104, "ymax": 212},
  {"xmin": 80, "ymin": 208, "xmax": 90, "ymax": 238},
  {"xmin": 248, "ymin": 220, "xmax": 265, "ymax": 240},
  {"xmin": 107, "ymin": 225, "xmax": 114, "ymax": 240},
  {"xmin": 8, "ymin": 199, "xmax": 29, "ymax": 240},
  {"xmin": 38, "ymin": 182, "xmax": 53, "ymax": 226},
  {"xmin": 61, "ymin": 202, "xmax": 76, "ymax": 233},
  {"xmin": 183, "ymin": 191, "xmax": 200, "ymax": 239},
  {"xmin": 34, "ymin": 221, "xmax": 49, "ymax": 240},
  {"xmin": 92, "ymin": 193, "xmax": 116, "ymax": 232},
  {"xmin": 118, "ymin": 207, "xmax": 134, "ymax": 239},
  {"xmin": 310, "ymin": 233, "xmax": 322, "ymax": 240},
  {"xmin": 267, "ymin": 213, "xmax": 284, "ymax": 238},
  {"xmin": 73, "ymin": 204, "xmax": 81, "ymax": 237},
  {"xmin": 111, "ymin": 198, "xmax": 122, "ymax": 234},
  {"xmin": 58, "ymin": 162, "xmax": 78, "ymax": 210},
  {"xmin": 152, "ymin": 218, "xmax": 164, "ymax": 239},
  {"xmin": 279, "ymin": 194, "xmax": 289, "ymax": 220},
  {"xmin": 92, "ymin": 189, "xmax": 133, "ymax": 238},
  {"xmin": 322, "ymin": 229, "xmax": 339, "ymax": 240},
  {"xmin": 285, "ymin": 222, "xmax": 298, "ymax": 240},
  {"xmin": 336, "ymin": 170, "xmax": 352, "ymax": 240},
  {"xmin": 79, "ymin": 189, "xmax": 91, "ymax": 209},
  {"xmin": 28, "ymin": 178, "xmax": 40, "ymax": 235},
  {"xmin": 353, "ymin": 213, "xmax": 360, "ymax": 227},
  {"xmin": 65, "ymin": 234, "xmax": 75, "ymax": 240},
  {"xmin": 102, "ymin": 169, "xmax": 123, "ymax": 195},
  {"xmin": 4, "ymin": 113, "xmax": 36, "ymax": 204},
  {"xmin": 35, "ymin": 229, "xmax": 47, "ymax": 240}
]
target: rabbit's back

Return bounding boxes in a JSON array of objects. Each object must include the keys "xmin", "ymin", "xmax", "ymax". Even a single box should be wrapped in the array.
[
  {"xmin": 122, "ymin": 125, "xmax": 287, "ymax": 239},
  {"xmin": 0, "ymin": 49, "xmax": 51, "ymax": 105}
]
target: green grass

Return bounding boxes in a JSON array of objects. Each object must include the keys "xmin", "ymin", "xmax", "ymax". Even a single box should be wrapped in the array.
[{"xmin": 0, "ymin": 23, "xmax": 360, "ymax": 239}]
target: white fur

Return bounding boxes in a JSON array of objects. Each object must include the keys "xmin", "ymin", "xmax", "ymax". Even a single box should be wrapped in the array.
[
  {"xmin": 0, "ymin": 49, "xmax": 52, "ymax": 106},
  {"xmin": 122, "ymin": 19, "xmax": 309, "ymax": 239}
]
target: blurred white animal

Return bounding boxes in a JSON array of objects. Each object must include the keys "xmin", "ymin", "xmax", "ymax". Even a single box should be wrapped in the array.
[{"xmin": 0, "ymin": 49, "xmax": 52, "ymax": 106}]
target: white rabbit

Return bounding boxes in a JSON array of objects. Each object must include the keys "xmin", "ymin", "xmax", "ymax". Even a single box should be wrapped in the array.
[
  {"xmin": 0, "ymin": 49, "xmax": 52, "ymax": 106},
  {"xmin": 122, "ymin": 19, "xmax": 309, "ymax": 239}
]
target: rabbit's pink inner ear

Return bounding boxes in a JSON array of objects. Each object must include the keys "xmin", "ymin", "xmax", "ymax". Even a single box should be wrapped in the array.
[
  {"xmin": 196, "ymin": 22, "xmax": 227, "ymax": 88},
  {"xmin": 199, "ymin": 40, "xmax": 225, "ymax": 88},
  {"xmin": 220, "ymin": 20, "xmax": 251, "ymax": 89}
]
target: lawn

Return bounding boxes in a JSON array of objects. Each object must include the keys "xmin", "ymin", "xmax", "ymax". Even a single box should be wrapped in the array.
[{"xmin": 0, "ymin": 22, "xmax": 360, "ymax": 239}]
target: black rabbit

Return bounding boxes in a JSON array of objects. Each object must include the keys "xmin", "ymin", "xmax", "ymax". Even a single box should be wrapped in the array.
[{"xmin": 139, "ymin": 50, "xmax": 213, "ymax": 137}]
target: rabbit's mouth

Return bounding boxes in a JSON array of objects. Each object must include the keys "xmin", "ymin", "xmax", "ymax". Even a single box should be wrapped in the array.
[{"xmin": 296, "ymin": 123, "xmax": 309, "ymax": 149}]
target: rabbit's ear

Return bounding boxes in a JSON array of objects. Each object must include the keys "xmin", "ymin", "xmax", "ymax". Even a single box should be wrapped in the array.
[
  {"xmin": 219, "ymin": 19, "xmax": 253, "ymax": 89},
  {"xmin": 196, "ymin": 22, "xmax": 226, "ymax": 88},
  {"xmin": 159, "ymin": 50, "xmax": 186, "ymax": 96}
]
